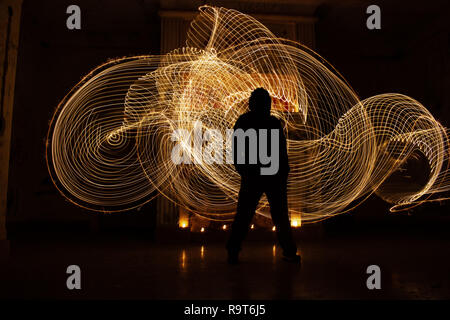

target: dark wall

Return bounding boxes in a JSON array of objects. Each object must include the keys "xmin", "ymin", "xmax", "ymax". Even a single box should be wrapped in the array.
[
  {"xmin": 8, "ymin": 0, "xmax": 160, "ymax": 226},
  {"xmin": 316, "ymin": 0, "xmax": 450, "ymax": 123}
]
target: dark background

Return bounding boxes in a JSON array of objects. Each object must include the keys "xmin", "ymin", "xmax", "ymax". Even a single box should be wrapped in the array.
[{"xmin": 6, "ymin": 0, "xmax": 450, "ymax": 235}]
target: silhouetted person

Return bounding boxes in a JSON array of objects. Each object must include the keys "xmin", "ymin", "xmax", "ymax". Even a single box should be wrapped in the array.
[{"xmin": 226, "ymin": 88, "xmax": 300, "ymax": 264}]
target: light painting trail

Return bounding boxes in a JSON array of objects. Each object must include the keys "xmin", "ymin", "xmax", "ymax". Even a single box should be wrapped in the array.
[{"xmin": 46, "ymin": 6, "xmax": 450, "ymax": 223}]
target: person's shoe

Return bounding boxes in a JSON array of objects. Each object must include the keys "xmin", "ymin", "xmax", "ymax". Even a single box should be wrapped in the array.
[
  {"xmin": 227, "ymin": 251, "xmax": 239, "ymax": 265},
  {"xmin": 282, "ymin": 254, "xmax": 301, "ymax": 264}
]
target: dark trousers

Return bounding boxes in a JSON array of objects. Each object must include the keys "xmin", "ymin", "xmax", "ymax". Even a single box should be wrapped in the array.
[{"xmin": 226, "ymin": 175, "xmax": 297, "ymax": 256}]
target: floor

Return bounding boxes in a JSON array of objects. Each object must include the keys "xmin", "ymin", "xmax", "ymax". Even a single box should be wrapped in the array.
[{"xmin": 1, "ymin": 226, "xmax": 450, "ymax": 300}]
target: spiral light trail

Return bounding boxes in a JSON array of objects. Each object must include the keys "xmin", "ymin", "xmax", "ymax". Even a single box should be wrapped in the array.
[{"xmin": 46, "ymin": 5, "xmax": 450, "ymax": 223}]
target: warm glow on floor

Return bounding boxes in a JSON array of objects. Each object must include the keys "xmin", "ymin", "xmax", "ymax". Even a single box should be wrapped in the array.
[{"xmin": 181, "ymin": 250, "xmax": 186, "ymax": 269}]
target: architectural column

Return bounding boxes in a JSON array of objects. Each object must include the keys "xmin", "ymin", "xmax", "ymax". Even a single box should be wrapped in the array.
[
  {"xmin": 0, "ymin": 0, "xmax": 22, "ymax": 242},
  {"xmin": 157, "ymin": 10, "xmax": 195, "ymax": 226}
]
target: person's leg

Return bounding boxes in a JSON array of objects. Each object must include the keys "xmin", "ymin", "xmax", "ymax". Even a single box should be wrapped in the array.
[
  {"xmin": 226, "ymin": 178, "xmax": 263, "ymax": 256},
  {"xmin": 265, "ymin": 177, "xmax": 297, "ymax": 257}
]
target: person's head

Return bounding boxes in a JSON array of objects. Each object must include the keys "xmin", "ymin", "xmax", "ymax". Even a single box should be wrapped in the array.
[{"xmin": 249, "ymin": 88, "xmax": 271, "ymax": 115}]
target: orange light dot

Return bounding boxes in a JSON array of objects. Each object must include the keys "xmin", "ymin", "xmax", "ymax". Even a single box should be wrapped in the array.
[
  {"xmin": 180, "ymin": 221, "xmax": 188, "ymax": 228},
  {"xmin": 291, "ymin": 217, "xmax": 301, "ymax": 228}
]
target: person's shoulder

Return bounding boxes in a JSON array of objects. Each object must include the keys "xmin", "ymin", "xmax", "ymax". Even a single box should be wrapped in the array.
[
  {"xmin": 239, "ymin": 111, "xmax": 252, "ymax": 120},
  {"xmin": 269, "ymin": 115, "xmax": 283, "ymax": 127},
  {"xmin": 269, "ymin": 115, "xmax": 280, "ymax": 121},
  {"xmin": 235, "ymin": 112, "xmax": 252, "ymax": 125}
]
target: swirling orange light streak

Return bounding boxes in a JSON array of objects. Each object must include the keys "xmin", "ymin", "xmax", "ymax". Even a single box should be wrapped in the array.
[{"xmin": 46, "ymin": 6, "xmax": 450, "ymax": 222}]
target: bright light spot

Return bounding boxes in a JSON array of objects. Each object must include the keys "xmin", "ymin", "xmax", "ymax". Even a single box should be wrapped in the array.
[
  {"xmin": 222, "ymin": 225, "xmax": 227, "ymax": 230},
  {"xmin": 179, "ymin": 220, "xmax": 188, "ymax": 228},
  {"xmin": 250, "ymin": 224, "xmax": 254, "ymax": 229},
  {"xmin": 200, "ymin": 227, "xmax": 205, "ymax": 232},
  {"xmin": 272, "ymin": 226, "xmax": 276, "ymax": 231},
  {"xmin": 291, "ymin": 215, "xmax": 302, "ymax": 227}
]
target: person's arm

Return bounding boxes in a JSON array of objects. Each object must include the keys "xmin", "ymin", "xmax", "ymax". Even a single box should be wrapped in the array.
[
  {"xmin": 278, "ymin": 120, "xmax": 290, "ymax": 176},
  {"xmin": 232, "ymin": 118, "xmax": 245, "ymax": 176}
]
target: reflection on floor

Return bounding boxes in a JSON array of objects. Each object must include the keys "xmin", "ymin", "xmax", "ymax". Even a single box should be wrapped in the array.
[{"xmin": 1, "ymin": 229, "xmax": 450, "ymax": 299}]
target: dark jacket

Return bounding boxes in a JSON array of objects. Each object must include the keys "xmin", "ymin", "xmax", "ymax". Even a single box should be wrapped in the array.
[{"xmin": 232, "ymin": 111, "xmax": 290, "ymax": 178}]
